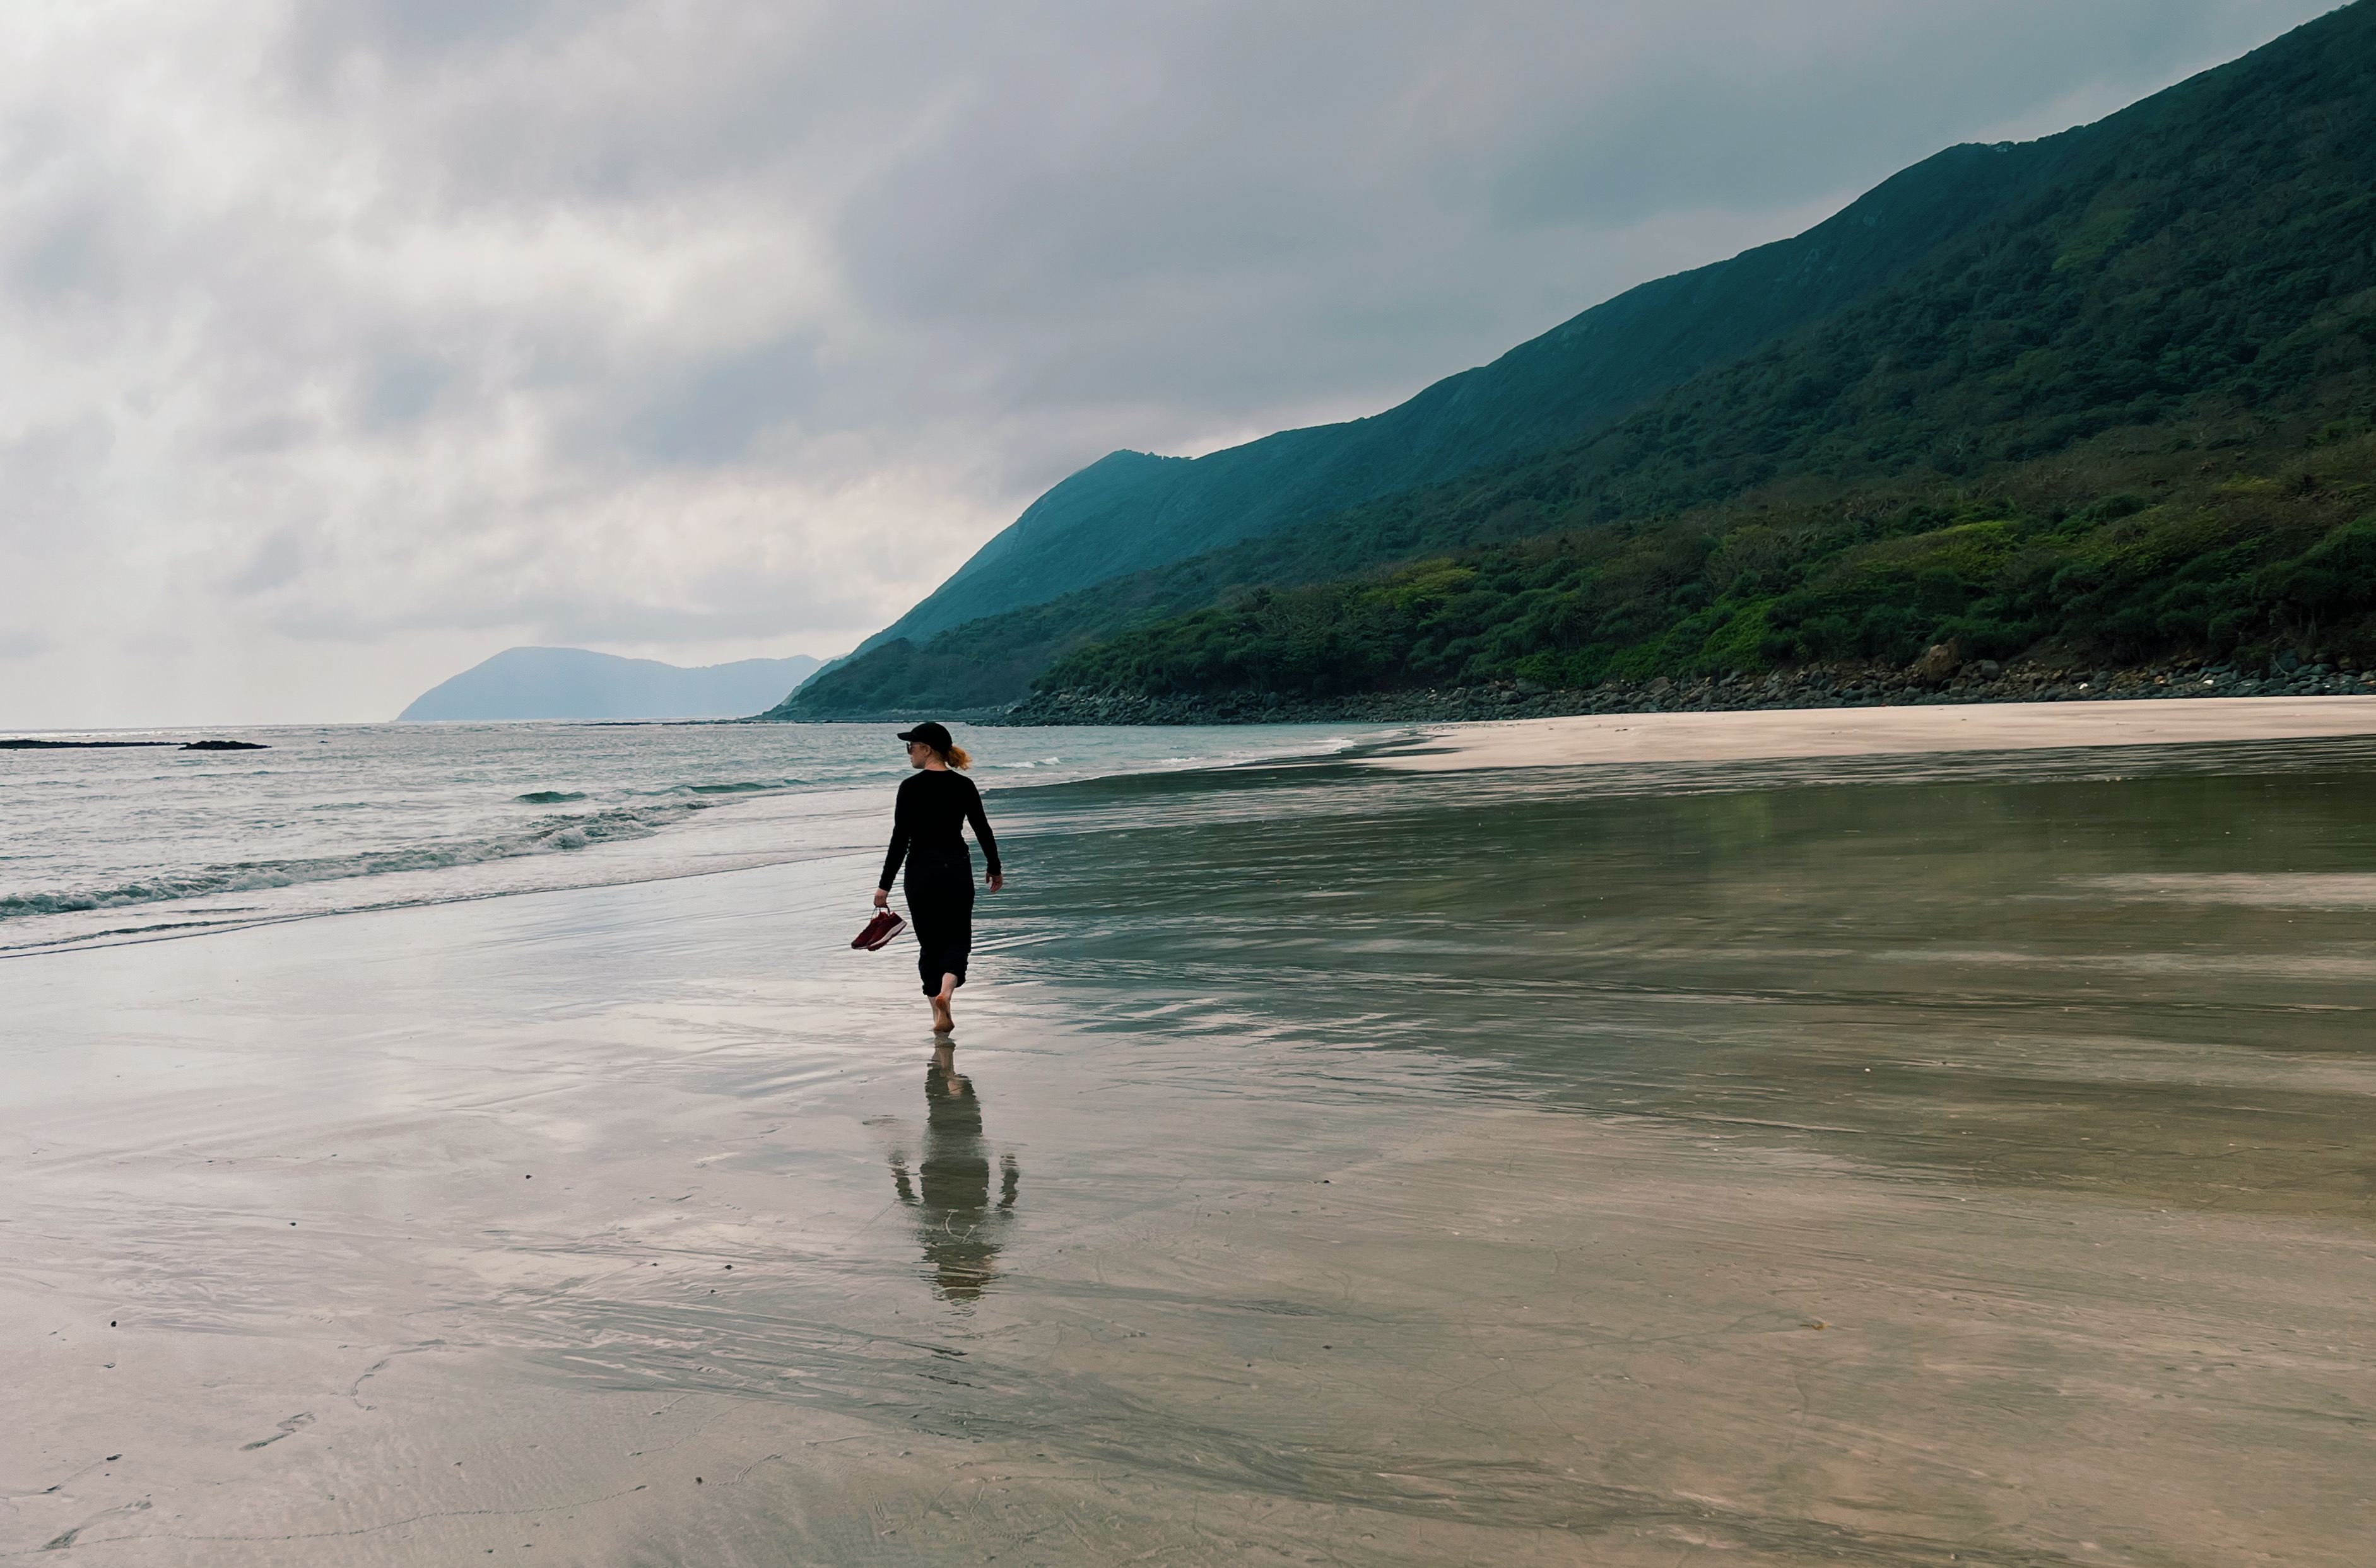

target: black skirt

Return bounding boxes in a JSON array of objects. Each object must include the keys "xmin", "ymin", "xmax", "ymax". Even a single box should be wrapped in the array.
[{"xmin": 903, "ymin": 850, "xmax": 977, "ymax": 995}]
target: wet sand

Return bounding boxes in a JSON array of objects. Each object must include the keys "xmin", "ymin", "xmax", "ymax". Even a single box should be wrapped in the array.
[
  {"xmin": 6, "ymin": 719, "xmax": 2375, "ymax": 1565},
  {"xmin": 1375, "ymin": 692, "xmax": 2376, "ymax": 769}
]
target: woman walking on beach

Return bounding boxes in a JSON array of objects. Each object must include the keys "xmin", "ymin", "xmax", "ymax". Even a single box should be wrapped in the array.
[{"xmin": 875, "ymin": 722, "xmax": 1003, "ymax": 1034}]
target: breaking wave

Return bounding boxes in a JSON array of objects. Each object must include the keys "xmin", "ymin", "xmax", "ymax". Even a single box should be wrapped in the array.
[{"xmin": 0, "ymin": 800, "xmax": 711, "ymax": 921}]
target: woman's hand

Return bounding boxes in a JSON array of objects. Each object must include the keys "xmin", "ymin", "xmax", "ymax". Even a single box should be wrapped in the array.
[
  {"xmin": 987, "ymin": 873, "xmax": 1004, "ymax": 893},
  {"xmin": 873, "ymin": 887, "xmax": 889, "ymax": 910}
]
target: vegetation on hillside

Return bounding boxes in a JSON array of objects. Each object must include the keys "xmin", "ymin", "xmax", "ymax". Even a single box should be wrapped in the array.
[{"xmin": 1034, "ymin": 412, "xmax": 2376, "ymax": 699}]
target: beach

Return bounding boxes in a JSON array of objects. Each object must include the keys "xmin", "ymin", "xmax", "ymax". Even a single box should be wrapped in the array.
[
  {"xmin": 7, "ymin": 706, "xmax": 2375, "ymax": 1565},
  {"xmin": 1373, "ymin": 692, "xmax": 2376, "ymax": 769}
]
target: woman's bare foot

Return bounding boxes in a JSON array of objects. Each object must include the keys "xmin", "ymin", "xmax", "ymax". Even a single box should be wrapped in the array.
[{"xmin": 930, "ymin": 973, "xmax": 958, "ymax": 1033}]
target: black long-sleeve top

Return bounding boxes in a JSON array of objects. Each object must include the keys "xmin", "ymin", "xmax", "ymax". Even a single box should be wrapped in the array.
[{"xmin": 879, "ymin": 769, "xmax": 1001, "ymax": 890}]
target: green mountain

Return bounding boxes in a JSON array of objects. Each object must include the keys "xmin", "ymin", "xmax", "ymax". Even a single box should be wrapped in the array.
[
  {"xmin": 791, "ymin": 1, "xmax": 2376, "ymax": 719},
  {"xmin": 792, "ymin": 135, "xmax": 2078, "ymax": 713}
]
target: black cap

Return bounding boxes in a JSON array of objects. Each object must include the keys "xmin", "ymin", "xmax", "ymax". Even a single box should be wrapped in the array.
[{"xmin": 897, "ymin": 721, "xmax": 954, "ymax": 751}]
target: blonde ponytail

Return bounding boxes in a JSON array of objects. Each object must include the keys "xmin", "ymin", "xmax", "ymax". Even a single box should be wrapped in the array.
[{"xmin": 946, "ymin": 744, "xmax": 973, "ymax": 770}]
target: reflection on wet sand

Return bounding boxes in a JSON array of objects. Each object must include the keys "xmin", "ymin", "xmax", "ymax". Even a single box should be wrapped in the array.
[{"xmin": 887, "ymin": 1044, "xmax": 1020, "ymax": 1302}]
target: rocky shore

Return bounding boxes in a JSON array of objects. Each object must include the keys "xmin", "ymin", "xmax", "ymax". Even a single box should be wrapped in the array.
[{"xmin": 997, "ymin": 650, "xmax": 2376, "ymax": 727}]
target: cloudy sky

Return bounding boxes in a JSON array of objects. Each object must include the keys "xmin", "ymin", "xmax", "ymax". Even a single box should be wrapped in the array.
[{"xmin": 0, "ymin": 0, "xmax": 2339, "ymax": 727}]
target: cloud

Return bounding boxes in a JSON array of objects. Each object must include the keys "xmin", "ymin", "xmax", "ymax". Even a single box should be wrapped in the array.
[
  {"xmin": 0, "ymin": 0, "xmax": 2341, "ymax": 725},
  {"xmin": 601, "ymin": 331, "xmax": 829, "ymax": 465}
]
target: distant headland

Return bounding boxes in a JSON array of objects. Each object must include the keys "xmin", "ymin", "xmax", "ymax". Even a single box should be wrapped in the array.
[{"xmin": 399, "ymin": 647, "xmax": 822, "ymax": 722}]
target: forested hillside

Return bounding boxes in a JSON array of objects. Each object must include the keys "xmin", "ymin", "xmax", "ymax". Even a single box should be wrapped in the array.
[
  {"xmin": 1032, "ymin": 415, "xmax": 2376, "ymax": 703},
  {"xmin": 784, "ymin": 1, "xmax": 2376, "ymax": 720}
]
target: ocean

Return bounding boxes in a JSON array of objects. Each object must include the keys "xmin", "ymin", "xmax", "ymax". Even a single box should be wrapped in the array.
[{"xmin": 0, "ymin": 720, "xmax": 1387, "ymax": 955}]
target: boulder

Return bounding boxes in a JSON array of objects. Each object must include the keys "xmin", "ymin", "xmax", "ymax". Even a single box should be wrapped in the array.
[{"xmin": 1908, "ymin": 641, "xmax": 1963, "ymax": 687}]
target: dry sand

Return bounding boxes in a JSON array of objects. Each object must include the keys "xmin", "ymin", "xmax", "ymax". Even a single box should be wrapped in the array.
[{"xmin": 1370, "ymin": 692, "xmax": 2376, "ymax": 769}]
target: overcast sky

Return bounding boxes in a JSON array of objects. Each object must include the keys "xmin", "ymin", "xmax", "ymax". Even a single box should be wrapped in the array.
[{"xmin": 0, "ymin": 0, "xmax": 2340, "ymax": 727}]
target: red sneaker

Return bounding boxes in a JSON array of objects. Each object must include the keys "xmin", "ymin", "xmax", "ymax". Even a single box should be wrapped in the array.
[{"xmin": 852, "ymin": 910, "xmax": 905, "ymax": 951}]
